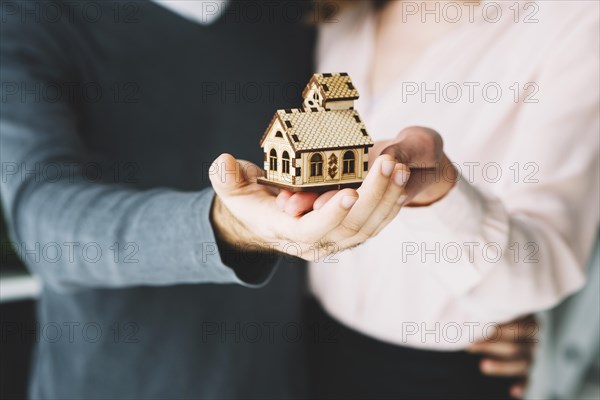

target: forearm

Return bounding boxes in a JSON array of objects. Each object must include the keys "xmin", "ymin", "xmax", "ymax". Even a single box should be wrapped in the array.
[
  {"xmin": 418, "ymin": 177, "xmax": 594, "ymax": 321},
  {"xmin": 3, "ymin": 166, "xmax": 280, "ymax": 291}
]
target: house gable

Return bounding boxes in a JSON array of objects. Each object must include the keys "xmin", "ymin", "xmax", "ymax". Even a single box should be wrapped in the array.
[
  {"xmin": 259, "ymin": 113, "xmax": 293, "ymax": 149},
  {"xmin": 262, "ymin": 117, "xmax": 293, "ymax": 146}
]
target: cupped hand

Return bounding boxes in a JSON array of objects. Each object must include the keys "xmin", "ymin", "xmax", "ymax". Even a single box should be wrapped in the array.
[
  {"xmin": 376, "ymin": 126, "xmax": 457, "ymax": 207},
  {"xmin": 277, "ymin": 126, "xmax": 457, "ymax": 217},
  {"xmin": 209, "ymin": 153, "xmax": 409, "ymax": 261}
]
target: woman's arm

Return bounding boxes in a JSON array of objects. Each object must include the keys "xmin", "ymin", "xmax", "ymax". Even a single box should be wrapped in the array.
[
  {"xmin": 368, "ymin": 15, "xmax": 599, "ymax": 320},
  {"xmin": 281, "ymin": 12, "xmax": 599, "ymax": 322}
]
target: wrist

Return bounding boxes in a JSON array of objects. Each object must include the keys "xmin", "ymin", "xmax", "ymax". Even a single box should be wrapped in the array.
[
  {"xmin": 210, "ymin": 195, "xmax": 252, "ymax": 248},
  {"xmin": 436, "ymin": 154, "xmax": 458, "ymax": 198},
  {"xmin": 210, "ymin": 195, "xmax": 280, "ymax": 281}
]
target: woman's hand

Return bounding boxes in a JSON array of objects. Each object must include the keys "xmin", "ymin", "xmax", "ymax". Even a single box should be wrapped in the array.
[
  {"xmin": 375, "ymin": 126, "xmax": 457, "ymax": 207},
  {"xmin": 209, "ymin": 153, "xmax": 409, "ymax": 261},
  {"xmin": 468, "ymin": 316, "xmax": 538, "ymax": 399},
  {"xmin": 276, "ymin": 126, "xmax": 457, "ymax": 217}
]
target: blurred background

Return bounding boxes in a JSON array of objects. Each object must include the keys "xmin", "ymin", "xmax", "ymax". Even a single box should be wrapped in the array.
[{"xmin": 1, "ymin": 212, "xmax": 39, "ymax": 399}]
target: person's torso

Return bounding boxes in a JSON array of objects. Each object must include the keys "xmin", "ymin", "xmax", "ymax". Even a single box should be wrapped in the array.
[
  {"xmin": 309, "ymin": 0, "xmax": 598, "ymax": 349},
  {"xmin": 28, "ymin": 1, "xmax": 316, "ymax": 398}
]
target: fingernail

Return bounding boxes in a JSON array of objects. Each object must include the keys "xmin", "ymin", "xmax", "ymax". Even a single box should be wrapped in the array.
[
  {"xmin": 341, "ymin": 196, "xmax": 358, "ymax": 209},
  {"xmin": 381, "ymin": 160, "xmax": 395, "ymax": 177},
  {"xmin": 394, "ymin": 170, "xmax": 410, "ymax": 186},
  {"xmin": 397, "ymin": 195, "xmax": 408, "ymax": 205}
]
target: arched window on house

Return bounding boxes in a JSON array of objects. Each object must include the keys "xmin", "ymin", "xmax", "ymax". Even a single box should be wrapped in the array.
[
  {"xmin": 343, "ymin": 151, "xmax": 355, "ymax": 174},
  {"xmin": 269, "ymin": 149, "xmax": 278, "ymax": 171},
  {"xmin": 310, "ymin": 153, "xmax": 323, "ymax": 177},
  {"xmin": 282, "ymin": 151, "xmax": 290, "ymax": 174}
]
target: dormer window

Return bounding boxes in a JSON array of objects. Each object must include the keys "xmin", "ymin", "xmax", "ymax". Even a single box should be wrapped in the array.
[{"xmin": 303, "ymin": 85, "xmax": 326, "ymax": 111}]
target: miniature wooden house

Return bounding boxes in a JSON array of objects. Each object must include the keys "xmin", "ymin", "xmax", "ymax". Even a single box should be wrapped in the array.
[{"xmin": 258, "ymin": 73, "xmax": 374, "ymax": 192}]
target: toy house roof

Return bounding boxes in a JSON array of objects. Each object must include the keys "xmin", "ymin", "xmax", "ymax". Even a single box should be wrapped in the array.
[
  {"xmin": 260, "ymin": 108, "xmax": 374, "ymax": 153},
  {"xmin": 302, "ymin": 72, "xmax": 360, "ymax": 102}
]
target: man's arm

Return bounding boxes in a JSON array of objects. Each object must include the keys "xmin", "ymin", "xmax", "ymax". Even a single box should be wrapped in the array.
[
  {"xmin": 0, "ymin": 9, "xmax": 277, "ymax": 292},
  {"xmin": 1, "ymin": 11, "xmax": 409, "ymax": 292}
]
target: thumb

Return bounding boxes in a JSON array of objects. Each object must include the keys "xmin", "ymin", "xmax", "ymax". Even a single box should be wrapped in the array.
[{"xmin": 209, "ymin": 153, "xmax": 248, "ymax": 196}]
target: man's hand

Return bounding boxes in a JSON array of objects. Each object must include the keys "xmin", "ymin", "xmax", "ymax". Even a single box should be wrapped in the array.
[
  {"xmin": 209, "ymin": 153, "xmax": 409, "ymax": 261},
  {"xmin": 468, "ymin": 316, "xmax": 538, "ymax": 398}
]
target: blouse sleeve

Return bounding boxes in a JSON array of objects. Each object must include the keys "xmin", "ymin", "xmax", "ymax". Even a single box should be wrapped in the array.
[{"xmin": 422, "ymin": 12, "xmax": 599, "ymax": 321}]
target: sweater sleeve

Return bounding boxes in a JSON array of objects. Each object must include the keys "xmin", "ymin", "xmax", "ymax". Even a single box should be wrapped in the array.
[
  {"xmin": 0, "ymin": 6, "xmax": 278, "ymax": 292},
  {"xmin": 420, "ymin": 13, "xmax": 599, "ymax": 321}
]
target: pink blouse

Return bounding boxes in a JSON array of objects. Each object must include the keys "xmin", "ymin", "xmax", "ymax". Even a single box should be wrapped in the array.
[{"xmin": 309, "ymin": 1, "xmax": 599, "ymax": 349}]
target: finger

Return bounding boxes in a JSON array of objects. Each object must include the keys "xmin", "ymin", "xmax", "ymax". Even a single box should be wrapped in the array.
[
  {"xmin": 480, "ymin": 358, "xmax": 530, "ymax": 377},
  {"xmin": 237, "ymin": 159, "xmax": 264, "ymax": 181},
  {"xmin": 276, "ymin": 190, "xmax": 293, "ymax": 211},
  {"xmin": 369, "ymin": 139, "xmax": 393, "ymax": 168},
  {"xmin": 209, "ymin": 153, "xmax": 249, "ymax": 196},
  {"xmin": 296, "ymin": 188, "xmax": 359, "ymax": 242},
  {"xmin": 381, "ymin": 126, "xmax": 443, "ymax": 168},
  {"xmin": 504, "ymin": 316, "xmax": 538, "ymax": 341},
  {"xmin": 313, "ymin": 190, "xmax": 339, "ymax": 210},
  {"xmin": 328, "ymin": 155, "xmax": 398, "ymax": 241},
  {"xmin": 236, "ymin": 158, "xmax": 282, "ymax": 197},
  {"xmin": 400, "ymin": 167, "xmax": 440, "ymax": 204},
  {"xmin": 469, "ymin": 342, "xmax": 533, "ymax": 359},
  {"xmin": 370, "ymin": 164, "xmax": 411, "ymax": 236},
  {"xmin": 478, "ymin": 316, "xmax": 538, "ymax": 342},
  {"xmin": 284, "ymin": 192, "xmax": 320, "ymax": 217},
  {"xmin": 510, "ymin": 382, "xmax": 526, "ymax": 399},
  {"xmin": 343, "ymin": 163, "xmax": 410, "ymax": 243}
]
